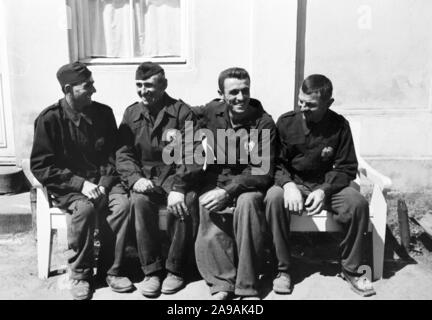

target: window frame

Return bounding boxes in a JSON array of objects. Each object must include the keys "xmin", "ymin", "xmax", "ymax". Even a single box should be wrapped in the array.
[{"xmin": 67, "ymin": 0, "xmax": 189, "ymax": 65}]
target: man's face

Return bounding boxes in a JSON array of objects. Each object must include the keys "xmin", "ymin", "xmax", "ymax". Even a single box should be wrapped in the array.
[
  {"xmin": 69, "ymin": 76, "xmax": 96, "ymax": 110},
  {"xmin": 298, "ymin": 89, "xmax": 331, "ymax": 123},
  {"xmin": 220, "ymin": 78, "xmax": 251, "ymax": 115},
  {"xmin": 136, "ymin": 73, "xmax": 167, "ymax": 107}
]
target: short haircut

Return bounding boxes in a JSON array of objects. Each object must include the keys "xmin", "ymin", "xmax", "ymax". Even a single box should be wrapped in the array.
[
  {"xmin": 218, "ymin": 67, "xmax": 250, "ymax": 92},
  {"xmin": 136, "ymin": 61, "xmax": 165, "ymax": 80},
  {"xmin": 301, "ymin": 74, "xmax": 333, "ymax": 102}
]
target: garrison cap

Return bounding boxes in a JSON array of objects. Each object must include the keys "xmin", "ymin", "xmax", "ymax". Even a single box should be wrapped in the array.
[
  {"xmin": 56, "ymin": 61, "xmax": 92, "ymax": 89},
  {"xmin": 136, "ymin": 62, "xmax": 164, "ymax": 80}
]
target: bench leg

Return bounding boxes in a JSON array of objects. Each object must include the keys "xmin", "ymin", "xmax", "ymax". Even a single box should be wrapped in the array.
[
  {"xmin": 36, "ymin": 188, "xmax": 53, "ymax": 279},
  {"xmin": 370, "ymin": 184, "xmax": 387, "ymax": 281}
]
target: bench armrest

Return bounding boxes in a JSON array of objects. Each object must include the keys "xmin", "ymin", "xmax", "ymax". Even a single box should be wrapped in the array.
[
  {"xmin": 358, "ymin": 156, "xmax": 392, "ymax": 192},
  {"xmin": 21, "ymin": 158, "xmax": 43, "ymax": 188}
]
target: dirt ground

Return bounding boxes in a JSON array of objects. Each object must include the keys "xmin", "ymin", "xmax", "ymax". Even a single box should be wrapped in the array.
[{"xmin": 1, "ymin": 190, "xmax": 432, "ymax": 300}]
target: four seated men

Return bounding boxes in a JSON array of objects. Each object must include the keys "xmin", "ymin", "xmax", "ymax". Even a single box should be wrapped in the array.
[{"xmin": 30, "ymin": 62, "xmax": 376, "ymax": 299}]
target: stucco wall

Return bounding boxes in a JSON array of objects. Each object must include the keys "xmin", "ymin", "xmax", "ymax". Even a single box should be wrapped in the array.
[
  {"xmin": 304, "ymin": 0, "xmax": 432, "ymax": 160},
  {"xmin": 4, "ymin": 0, "xmax": 70, "ymax": 162},
  {"xmin": 4, "ymin": 0, "xmax": 298, "ymax": 164},
  {"xmin": 88, "ymin": 0, "xmax": 297, "ymax": 122},
  {"xmin": 3, "ymin": 0, "xmax": 432, "ymax": 190}
]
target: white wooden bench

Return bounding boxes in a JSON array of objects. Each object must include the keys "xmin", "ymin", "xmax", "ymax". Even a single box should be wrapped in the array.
[
  {"xmin": 22, "ymin": 159, "xmax": 167, "ymax": 280},
  {"xmin": 22, "ymin": 121, "xmax": 391, "ymax": 281}
]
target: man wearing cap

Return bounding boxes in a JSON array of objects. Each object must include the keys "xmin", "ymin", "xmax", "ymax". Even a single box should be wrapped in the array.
[
  {"xmin": 30, "ymin": 62, "xmax": 133, "ymax": 300},
  {"xmin": 193, "ymin": 67, "xmax": 276, "ymax": 300},
  {"xmin": 116, "ymin": 62, "xmax": 200, "ymax": 297},
  {"xmin": 265, "ymin": 74, "xmax": 375, "ymax": 297}
]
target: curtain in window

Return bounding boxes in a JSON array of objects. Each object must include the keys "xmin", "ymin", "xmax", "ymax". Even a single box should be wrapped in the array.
[{"xmin": 78, "ymin": 0, "xmax": 181, "ymax": 58}]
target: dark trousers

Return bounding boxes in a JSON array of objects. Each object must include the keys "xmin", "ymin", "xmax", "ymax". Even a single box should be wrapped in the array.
[
  {"xmin": 264, "ymin": 185, "xmax": 369, "ymax": 274},
  {"xmin": 195, "ymin": 190, "xmax": 266, "ymax": 296},
  {"xmin": 65, "ymin": 193, "xmax": 130, "ymax": 280},
  {"xmin": 130, "ymin": 191, "xmax": 198, "ymax": 276}
]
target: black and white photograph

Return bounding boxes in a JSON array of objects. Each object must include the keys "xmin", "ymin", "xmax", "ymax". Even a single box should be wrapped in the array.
[{"xmin": 0, "ymin": 0, "xmax": 431, "ymax": 305}]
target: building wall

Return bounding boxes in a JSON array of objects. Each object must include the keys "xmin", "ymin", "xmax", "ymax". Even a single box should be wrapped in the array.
[
  {"xmin": 4, "ymin": 0, "xmax": 298, "ymax": 159},
  {"xmin": 302, "ymin": 0, "xmax": 432, "ymax": 191},
  {"xmin": 3, "ymin": 0, "xmax": 70, "ymax": 163},
  {"xmin": 2, "ymin": 0, "xmax": 431, "ymax": 191}
]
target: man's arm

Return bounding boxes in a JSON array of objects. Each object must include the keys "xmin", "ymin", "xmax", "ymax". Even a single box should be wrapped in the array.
[
  {"xmin": 273, "ymin": 117, "xmax": 304, "ymax": 213},
  {"xmin": 30, "ymin": 115, "xmax": 85, "ymax": 193},
  {"xmin": 116, "ymin": 110, "xmax": 146, "ymax": 190},
  {"xmin": 274, "ymin": 130, "xmax": 294, "ymax": 188},
  {"xmin": 166, "ymin": 103, "xmax": 204, "ymax": 219},
  {"xmin": 315, "ymin": 120, "xmax": 358, "ymax": 197},
  {"xmin": 97, "ymin": 108, "xmax": 121, "ymax": 191},
  {"xmin": 222, "ymin": 117, "xmax": 276, "ymax": 198},
  {"xmin": 171, "ymin": 102, "xmax": 203, "ymax": 194}
]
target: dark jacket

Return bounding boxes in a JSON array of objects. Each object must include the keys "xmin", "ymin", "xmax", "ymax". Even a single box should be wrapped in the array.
[
  {"xmin": 192, "ymin": 98, "xmax": 276, "ymax": 198},
  {"xmin": 30, "ymin": 98, "xmax": 123, "ymax": 208},
  {"xmin": 275, "ymin": 109, "xmax": 358, "ymax": 197},
  {"xmin": 116, "ymin": 93, "xmax": 201, "ymax": 194}
]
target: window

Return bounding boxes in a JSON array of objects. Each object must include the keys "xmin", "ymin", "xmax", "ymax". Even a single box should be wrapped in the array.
[
  {"xmin": 303, "ymin": 0, "xmax": 432, "ymax": 112},
  {"xmin": 68, "ymin": 0, "xmax": 187, "ymax": 64}
]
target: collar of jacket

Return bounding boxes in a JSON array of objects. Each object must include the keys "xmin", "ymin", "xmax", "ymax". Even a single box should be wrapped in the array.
[
  {"xmin": 60, "ymin": 98, "xmax": 93, "ymax": 127},
  {"xmin": 305, "ymin": 108, "xmax": 334, "ymax": 132},
  {"xmin": 132, "ymin": 92, "xmax": 177, "ymax": 123},
  {"xmin": 289, "ymin": 109, "xmax": 334, "ymax": 139},
  {"xmin": 213, "ymin": 98, "xmax": 263, "ymax": 129}
]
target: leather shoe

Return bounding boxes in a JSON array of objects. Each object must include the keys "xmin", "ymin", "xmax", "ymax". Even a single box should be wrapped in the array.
[
  {"xmin": 212, "ymin": 291, "xmax": 230, "ymax": 300},
  {"xmin": 340, "ymin": 268, "xmax": 376, "ymax": 297},
  {"xmin": 161, "ymin": 273, "xmax": 185, "ymax": 294},
  {"xmin": 70, "ymin": 279, "xmax": 92, "ymax": 300},
  {"xmin": 240, "ymin": 296, "xmax": 261, "ymax": 300},
  {"xmin": 273, "ymin": 272, "xmax": 292, "ymax": 294},
  {"xmin": 139, "ymin": 274, "xmax": 161, "ymax": 297},
  {"xmin": 106, "ymin": 275, "xmax": 134, "ymax": 293}
]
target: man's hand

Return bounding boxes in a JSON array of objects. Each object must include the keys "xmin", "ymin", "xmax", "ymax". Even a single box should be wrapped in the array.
[
  {"xmin": 200, "ymin": 189, "xmax": 229, "ymax": 212},
  {"xmin": 305, "ymin": 189, "xmax": 325, "ymax": 216},
  {"xmin": 283, "ymin": 182, "xmax": 304, "ymax": 215},
  {"xmin": 82, "ymin": 181, "xmax": 104, "ymax": 200},
  {"xmin": 167, "ymin": 191, "xmax": 189, "ymax": 221},
  {"xmin": 132, "ymin": 178, "xmax": 154, "ymax": 193},
  {"xmin": 98, "ymin": 185, "xmax": 106, "ymax": 195}
]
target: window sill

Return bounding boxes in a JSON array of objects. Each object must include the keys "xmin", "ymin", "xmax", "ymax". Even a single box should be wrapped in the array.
[
  {"xmin": 334, "ymin": 107, "xmax": 432, "ymax": 116},
  {"xmin": 80, "ymin": 56, "xmax": 187, "ymax": 66}
]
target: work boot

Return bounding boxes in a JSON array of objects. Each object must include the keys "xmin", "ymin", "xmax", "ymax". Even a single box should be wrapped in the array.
[
  {"xmin": 340, "ymin": 268, "xmax": 376, "ymax": 297},
  {"xmin": 106, "ymin": 275, "xmax": 134, "ymax": 293},
  {"xmin": 161, "ymin": 273, "xmax": 185, "ymax": 294},
  {"xmin": 70, "ymin": 279, "xmax": 92, "ymax": 300},
  {"xmin": 138, "ymin": 273, "xmax": 162, "ymax": 297},
  {"xmin": 273, "ymin": 272, "xmax": 292, "ymax": 294},
  {"xmin": 240, "ymin": 296, "xmax": 261, "ymax": 300},
  {"xmin": 212, "ymin": 291, "xmax": 230, "ymax": 300}
]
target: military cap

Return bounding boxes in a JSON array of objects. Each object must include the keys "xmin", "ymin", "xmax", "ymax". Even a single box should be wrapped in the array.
[
  {"xmin": 136, "ymin": 61, "xmax": 164, "ymax": 80},
  {"xmin": 56, "ymin": 61, "xmax": 92, "ymax": 88}
]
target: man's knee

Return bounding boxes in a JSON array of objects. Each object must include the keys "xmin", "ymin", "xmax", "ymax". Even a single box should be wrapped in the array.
[
  {"xmin": 264, "ymin": 185, "xmax": 287, "ymax": 222},
  {"xmin": 109, "ymin": 193, "xmax": 130, "ymax": 218},
  {"xmin": 235, "ymin": 191, "xmax": 264, "ymax": 220},
  {"xmin": 72, "ymin": 199, "xmax": 96, "ymax": 220},
  {"xmin": 264, "ymin": 185, "xmax": 284, "ymax": 206},
  {"xmin": 131, "ymin": 193, "xmax": 153, "ymax": 211},
  {"xmin": 185, "ymin": 191, "xmax": 198, "ymax": 206},
  {"xmin": 350, "ymin": 193, "xmax": 369, "ymax": 220},
  {"xmin": 237, "ymin": 191, "xmax": 264, "ymax": 207},
  {"xmin": 334, "ymin": 188, "xmax": 369, "ymax": 223}
]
